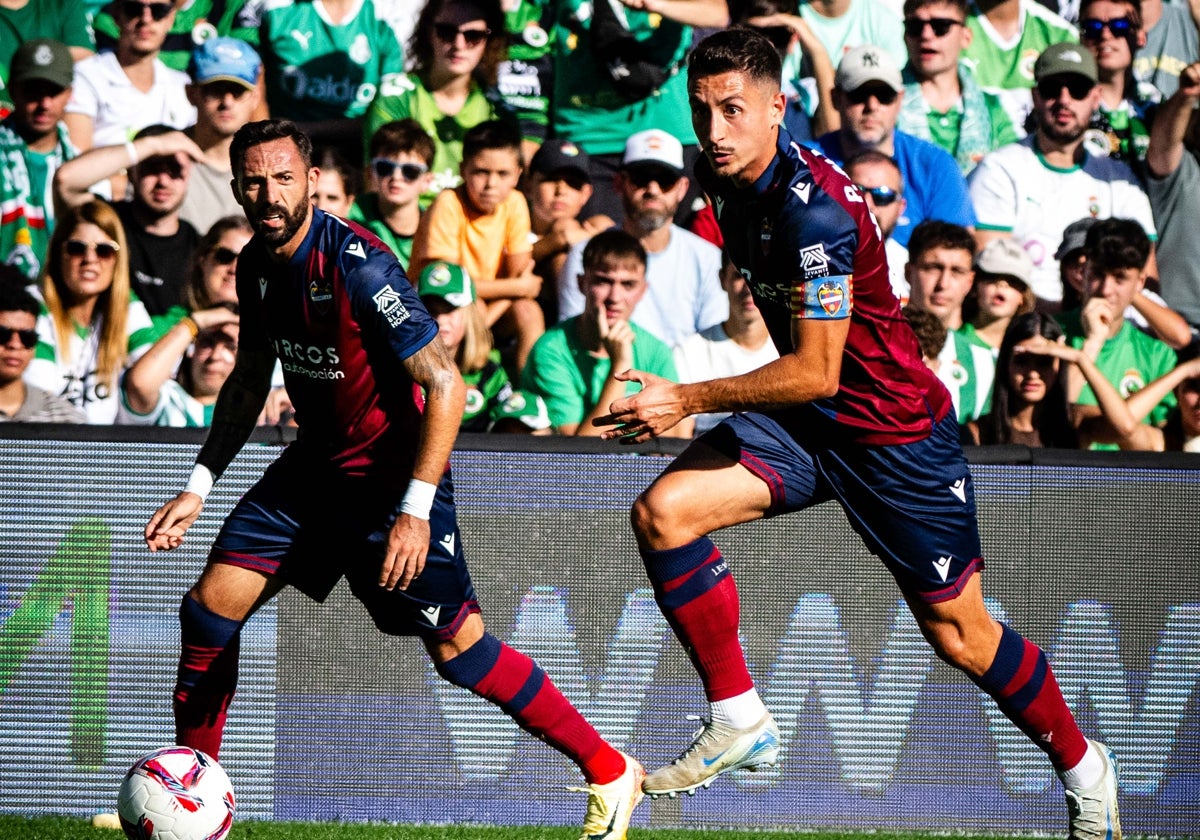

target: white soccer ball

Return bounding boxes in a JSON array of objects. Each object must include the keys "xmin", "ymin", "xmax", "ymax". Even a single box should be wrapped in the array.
[{"xmin": 117, "ymin": 746, "xmax": 236, "ymax": 840}]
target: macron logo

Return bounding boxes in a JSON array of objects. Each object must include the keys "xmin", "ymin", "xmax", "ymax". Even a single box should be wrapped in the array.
[
  {"xmin": 421, "ymin": 605, "xmax": 441, "ymax": 626},
  {"xmin": 258, "ymin": 277, "xmax": 268, "ymax": 299},
  {"xmin": 439, "ymin": 533, "xmax": 456, "ymax": 555},
  {"xmin": 791, "ymin": 182, "xmax": 812, "ymax": 204},
  {"xmin": 949, "ymin": 478, "xmax": 967, "ymax": 503},
  {"xmin": 346, "ymin": 240, "xmax": 366, "ymax": 260},
  {"xmin": 933, "ymin": 556, "xmax": 952, "ymax": 582}
]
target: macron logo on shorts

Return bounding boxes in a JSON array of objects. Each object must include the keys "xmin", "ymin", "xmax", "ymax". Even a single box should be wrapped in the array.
[
  {"xmin": 421, "ymin": 605, "xmax": 441, "ymax": 625},
  {"xmin": 934, "ymin": 556, "xmax": 952, "ymax": 582},
  {"xmin": 949, "ymin": 478, "xmax": 967, "ymax": 503}
]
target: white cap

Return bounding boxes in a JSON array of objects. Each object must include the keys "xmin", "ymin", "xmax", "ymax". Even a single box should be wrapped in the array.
[
  {"xmin": 835, "ymin": 45, "xmax": 903, "ymax": 93},
  {"xmin": 975, "ymin": 238, "xmax": 1033, "ymax": 287},
  {"xmin": 622, "ymin": 128, "xmax": 685, "ymax": 173}
]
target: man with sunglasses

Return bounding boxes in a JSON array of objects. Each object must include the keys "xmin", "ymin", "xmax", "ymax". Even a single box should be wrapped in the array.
[
  {"xmin": 813, "ymin": 44, "xmax": 976, "ymax": 248},
  {"xmin": 92, "ymin": 0, "xmax": 258, "ymax": 73},
  {"xmin": 897, "ymin": 0, "xmax": 1017, "ymax": 176},
  {"xmin": 64, "ymin": 0, "xmax": 195, "ymax": 152},
  {"xmin": 0, "ymin": 274, "xmax": 85, "ymax": 423},
  {"xmin": 969, "ymin": 42, "xmax": 1157, "ymax": 307},
  {"xmin": 845, "ymin": 150, "xmax": 910, "ymax": 300}
]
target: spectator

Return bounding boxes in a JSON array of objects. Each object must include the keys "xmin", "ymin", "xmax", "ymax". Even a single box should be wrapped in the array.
[
  {"xmin": 673, "ymin": 256, "xmax": 780, "ymax": 435},
  {"xmin": 1133, "ymin": 0, "xmax": 1198, "ymax": 101},
  {"xmin": 797, "ymin": 0, "xmax": 907, "ymax": 68},
  {"xmin": 176, "ymin": 214, "xmax": 252, "ymax": 320},
  {"xmin": 117, "ymin": 319, "xmax": 239, "ymax": 426},
  {"xmin": 55, "ymin": 123, "xmax": 203, "ymax": 322},
  {"xmin": 0, "ymin": 273, "xmax": 85, "ymax": 423},
  {"xmin": 348, "ymin": 119, "xmax": 435, "ymax": 269},
  {"xmin": 0, "ymin": 0, "xmax": 93, "ymax": 107},
  {"xmin": 409, "ymin": 120, "xmax": 541, "ymax": 372},
  {"xmin": 1058, "ymin": 217, "xmax": 1177, "ymax": 442},
  {"xmin": 311, "ymin": 145, "xmax": 360, "ymax": 219},
  {"xmin": 902, "ymin": 303, "xmax": 948, "ymax": 370},
  {"xmin": 0, "ymin": 39, "xmax": 78, "ymax": 282},
  {"xmin": 1145, "ymin": 60, "xmax": 1200, "ymax": 333},
  {"xmin": 64, "ymin": 0, "xmax": 196, "ymax": 152},
  {"xmin": 814, "ymin": 44, "xmax": 977, "ymax": 247},
  {"xmin": 550, "ymin": 0, "xmax": 728, "ymax": 225},
  {"xmin": 844, "ymin": 150, "xmax": 909, "ymax": 301},
  {"xmin": 25, "ymin": 199, "xmax": 157, "ymax": 423},
  {"xmin": 522, "ymin": 228, "xmax": 690, "ymax": 437},
  {"xmin": 898, "ymin": 0, "xmax": 1017, "ymax": 175},
  {"xmin": 557, "ymin": 129, "xmax": 726, "ymax": 349},
  {"xmin": 364, "ymin": 0, "xmax": 509, "ymax": 208},
  {"xmin": 525, "ymin": 138, "xmax": 612, "ymax": 324},
  {"xmin": 488, "ymin": 388, "xmax": 551, "ymax": 434},
  {"xmin": 417, "ymin": 260, "xmax": 514, "ymax": 432},
  {"xmin": 240, "ymin": 0, "xmax": 406, "ymax": 154},
  {"xmin": 962, "ymin": 0, "xmax": 1076, "ymax": 136},
  {"xmin": 1077, "ymin": 0, "xmax": 1157, "ymax": 179},
  {"xmin": 177, "ymin": 37, "xmax": 264, "ymax": 234},
  {"xmin": 969, "ymin": 42, "xmax": 1157, "ymax": 307},
  {"xmin": 93, "ymin": 0, "xmax": 256, "ymax": 72},
  {"xmin": 496, "ymin": 0, "xmax": 556, "ymax": 162},
  {"xmin": 1155, "ymin": 345, "xmax": 1200, "ymax": 450}
]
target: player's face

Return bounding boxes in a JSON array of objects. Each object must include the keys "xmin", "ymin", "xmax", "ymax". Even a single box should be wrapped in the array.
[
  {"xmin": 12, "ymin": 78, "xmax": 71, "ymax": 139},
  {"xmin": 837, "ymin": 83, "xmax": 903, "ymax": 148},
  {"xmin": 134, "ymin": 154, "xmax": 190, "ymax": 216},
  {"xmin": 688, "ymin": 70, "xmax": 785, "ymax": 186},
  {"xmin": 193, "ymin": 81, "xmax": 259, "ymax": 139},
  {"xmin": 1033, "ymin": 74, "xmax": 1100, "ymax": 144},
  {"xmin": 1009, "ymin": 335, "xmax": 1061, "ymax": 404},
  {"xmin": 905, "ymin": 246, "xmax": 974, "ymax": 323},
  {"xmin": 200, "ymin": 228, "xmax": 251, "ymax": 306},
  {"xmin": 904, "ymin": 1, "xmax": 971, "ymax": 79},
  {"xmin": 0, "ymin": 309, "xmax": 37, "ymax": 386},
  {"xmin": 312, "ymin": 170, "xmax": 354, "ymax": 217},
  {"xmin": 845, "ymin": 159, "xmax": 905, "ymax": 238},
  {"xmin": 1084, "ymin": 263, "xmax": 1145, "ymax": 313},
  {"xmin": 1177, "ymin": 375, "xmax": 1200, "ymax": 437},
  {"xmin": 1079, "ymin": 0, "xmax": 1143, "ymax": 75},
  {"xmin": 59, "ymin": 222, "xmax": 118, "ymax": 302},
  {"xmin": 234, "ymin": 137, "xmax": 317, "ymax": 253},
  {"xmin": 975, "ymin": 275, "xmax": 1028, "ymax": 321},
  {"xmin": 581, "ymin": 257, "xmax": 647, "ymax": 326},
  {"xmin": 528, "ymin": 171, "xmax": 592, "ymax": 225},
  {"xmin": 461, "ymin": 148, "xmax": 522, "ymax": 215},
  {"xmin": 189, "ymin": 325, "xmax": 239, "ymax": 399}
]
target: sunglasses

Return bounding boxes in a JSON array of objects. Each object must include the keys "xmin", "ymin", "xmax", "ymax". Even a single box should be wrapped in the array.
[
  {"xmin": 624, "ymin": 167, "xmax": 681, "ymax": 190},
  {"xmin": 846, "ymin": 85, "xmax": 899, "ymax": 106},
  {"xmin": 211, "ymin": 246, "xmax": 241, "ymax": 265},
  {"xmin": 120, "ymin": 0, "xmax": 173, "ymax": 21},
  {"xmin": 903, "ymin": 17, "xmax": 963, "ymax": 38},
  {"xmin": 1037, "ymin": 76, "xmax": 1095, "ymax": 100},
  {"xmin": 1079, "ymin": 17, "xmax": 1133, "ymax": 40},
  {"xmin": 0, "ymin": 326, "xmax": 39, "ymax": 349},
  {"xmin": 855, "ymin": 184, "xmax": 901, "ymax": 206},
  {"xmin": 432, "ymin": 23, "xmax": 491, "ymax": 46},
  {"xmin": 371, "ymin": 158, "xmax": 429, "ymax": 182},
  {"xmin": 65, "ymin": 239, "xmax": 120, "ymax": 260}
]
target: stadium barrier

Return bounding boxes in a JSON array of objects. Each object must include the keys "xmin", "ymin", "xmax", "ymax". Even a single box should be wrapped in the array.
[{"xmin": 1, "ymin": 426, "xmax": 1197, "ymax": 833}]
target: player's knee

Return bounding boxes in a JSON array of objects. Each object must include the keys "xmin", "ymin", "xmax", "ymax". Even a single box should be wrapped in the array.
[
  {"xmin": 920, "ymin": 620, "xmax": 992, "ymax": 677},
  {"xmin": 630, "ymin": 485, "xmax": 688, "ymax": 548}
]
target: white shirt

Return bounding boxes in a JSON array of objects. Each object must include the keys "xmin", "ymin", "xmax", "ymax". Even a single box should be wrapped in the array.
[
  {"xmin": 66, "ymin": 52, "xmax": 196, "ymax": 148},
  {"xmin": 673, "ymin": 323, "xmax": 780, "ymax": 434}
]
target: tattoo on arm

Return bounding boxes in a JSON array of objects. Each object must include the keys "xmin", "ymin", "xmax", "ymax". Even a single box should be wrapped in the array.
[{"xmin": 196, "ymin": 348, "xmax": 277, "ymax": 478}]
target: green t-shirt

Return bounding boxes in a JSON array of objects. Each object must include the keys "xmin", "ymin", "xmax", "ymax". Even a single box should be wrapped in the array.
[
  {"xmin": 462, "ymin": 350, "xmax": 513, "ymax": 432},
  {"xmin": 939, "ymin": 323, "xmax": 999, "ymax": 424},
  {"xmin": 348, "ymin": 193, "xmax": 415, "ymax": 270},
  {"xmin": 550, "ymin": 0, "xmax": 695, "ymax": 155},
  {"xmin": 521, "ymin": 316, "xmax": 678, "ymax": 428},
  {"xmin": 93, "ymin": 0, "xmax": 252, "ymax": 71},
  {"xmin": 0, "ymin": 0, "xmax": 94, "ymax": 106},
  {"xmin": 246, "ymin": 0, "xmax": 405, "ymax": 121},
  {"xmin": 499, "ymin": 0, "xmax": 554, "ymax": 139}
]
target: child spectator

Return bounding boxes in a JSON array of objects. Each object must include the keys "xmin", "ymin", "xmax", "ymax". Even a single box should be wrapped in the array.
[
  {"xmin": 409, "ymin": 119, "xmax": 540, "ymax": 372},
  {"xmin": 521, "ymin": 229, "xmax": 690, "ymax": 437},
  {"xmin": 311, "ymin": 146, "xmax": 361, "ymax": 219},
  {"xmin": 0, "ymin": 273, "xmax": 84, "ymax": 423},
  {"xmin": 349, "ymin": 119, "xmax": 436, "ymax": 270},
  {"xmin": 902, "ymin": 304, "xmax": 948, "ymax": 372},
  {"xmin": 417, "ymin": 260, "xmax": 514, "ymax": 432}
]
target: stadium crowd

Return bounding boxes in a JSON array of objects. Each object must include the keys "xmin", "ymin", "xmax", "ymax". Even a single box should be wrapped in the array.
[{"xmin": 1, "ymin": 0, "xmax": 1198, "ymax": 450}]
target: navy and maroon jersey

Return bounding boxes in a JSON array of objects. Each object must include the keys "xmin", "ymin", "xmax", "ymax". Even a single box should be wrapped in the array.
[
  {"xmin": 236, "ymin": 209, "xmax": 439, "ymax": 476},
  {"xmin": 695, "ymin": 129, "xmax": 952, "ymax": 445}
]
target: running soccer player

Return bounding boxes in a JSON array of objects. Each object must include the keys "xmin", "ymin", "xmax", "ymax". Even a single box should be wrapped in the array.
[
  {"xmin": 143, "ymin": 119, "xmax": 643, "ymax": 840},
  {"xmin": 594, "ymin": 29, "xmax": 1121, "ymax": 839}
]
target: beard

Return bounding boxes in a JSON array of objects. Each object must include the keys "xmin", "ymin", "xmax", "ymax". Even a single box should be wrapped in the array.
[
  {"xmin": 1038, "ymin": 114, "xmax": 1087, "ymax": 144},
  {"xmin": 252, "ymin": 199, "xmax": 308, "ymax": 245},
  {"xmin": 628, "ymin": 208, "xmax": 672, "ymax": 235}
]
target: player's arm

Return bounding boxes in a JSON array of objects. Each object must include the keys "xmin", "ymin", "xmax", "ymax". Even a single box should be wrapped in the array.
[{"xmin": 144, "ymin": 346, "xmax": 277, "ymax": 551}]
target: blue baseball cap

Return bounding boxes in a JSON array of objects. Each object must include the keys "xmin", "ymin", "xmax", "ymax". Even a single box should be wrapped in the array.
[{"xmin": 189, "ymin": 37, "xmax": 261, "ymax": 90}]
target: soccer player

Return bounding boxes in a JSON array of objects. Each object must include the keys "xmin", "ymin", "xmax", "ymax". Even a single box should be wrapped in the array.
[
  {"xmin": 142, "ymin": 119, "xmax": 643, "ymax": 840},
  {"xmin": 594, "ymin": 29, "xmax": 1122, "ymax": 838}
]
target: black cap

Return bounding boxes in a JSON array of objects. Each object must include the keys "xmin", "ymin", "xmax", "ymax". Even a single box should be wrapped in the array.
[{"xmin": 529, "ymin": 139, "xmax": 591, "ymax": 181}]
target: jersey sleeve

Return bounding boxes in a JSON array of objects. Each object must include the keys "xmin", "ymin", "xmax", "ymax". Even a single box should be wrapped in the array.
[
  {"xmin": 967, "ymin": 153, "xmax": 1018, "ymax": 231},
  {"xmin": 343, "ymin": 244, "xmax": 439, "ymax": 362},
  {"xmin": 779, "ymin": 191, "xmax": 859, "ymax": 321}
]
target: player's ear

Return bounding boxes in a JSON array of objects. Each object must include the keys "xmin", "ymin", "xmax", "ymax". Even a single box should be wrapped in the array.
[{"xmin": 307, "ymin": 166, "xmax": 319, "ymax": 194}]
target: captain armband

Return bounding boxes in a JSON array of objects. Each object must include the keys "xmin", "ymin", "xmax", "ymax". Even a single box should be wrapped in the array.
[{"xmin": 790, "ymin": 275, "xmax": 853, "ymax": 321}]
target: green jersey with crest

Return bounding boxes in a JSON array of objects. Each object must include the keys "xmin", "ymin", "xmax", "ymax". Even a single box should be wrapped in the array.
[{"xmin": 936, "ymin": 323, "xmax": 999, "ymax": 424}]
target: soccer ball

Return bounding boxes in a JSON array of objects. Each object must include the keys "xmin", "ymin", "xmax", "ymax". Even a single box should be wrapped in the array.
[{"xmin": 117, "ymin": 746, "xmax": 235, "ymax": 840}]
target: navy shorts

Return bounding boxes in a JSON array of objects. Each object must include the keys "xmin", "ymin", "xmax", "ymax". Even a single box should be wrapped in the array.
[
  {"xmin": 700, "ymin": 411, "xmax": 984, "ymax": 602},
  {"xmin": 209, "ymin": 450, "xmax": 479, "ymax": 640}
]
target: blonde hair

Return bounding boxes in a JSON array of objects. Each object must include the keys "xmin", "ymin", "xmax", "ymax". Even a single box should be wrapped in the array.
[
  {"xmin": 457, "ymin": 301, "xmax": 493, "ymax": 373},
  {"xmin": 40, "ymin": 200, "xmax": 132, "ymax": 392}
]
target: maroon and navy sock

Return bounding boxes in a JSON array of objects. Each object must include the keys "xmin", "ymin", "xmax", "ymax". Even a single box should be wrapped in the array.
[
  {"xmin": 643, "ymin": 536, "xmax": 753, "ymax": 703},
  {"xmin": 972, "ymin": 623, "xmax": 1088, "ymax": 772},
  {"xmin": 174, "ymin": 594, "xmax": 242, "ymax": 760},
  {"xmin": 435, "ymin": 633, "xmax": 626, "ymax": 784}
]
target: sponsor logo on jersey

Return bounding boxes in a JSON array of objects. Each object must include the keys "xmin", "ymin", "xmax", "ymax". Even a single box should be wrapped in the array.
[
  {"xmin": 308, "ymin": 278, "xmax": 332, "ymax": 311},
  {"xmin": 817, "ymin": 281, "xmax": 845, "ymax": 316},
  {"xmin": 373, "ymin": 284, "xmax": 412, "ymax": 328},
  {"xmin": 933, "ymin": 556, "xmax": 952, "ymax": 582},
  {"xmin": 1118, "ymin": 369, "xmax": 1146, "ymax": 397},
  {"xmin": 800, "ymin": 244, "xmax": 830, "ymax": 279},
  {"xmin": 273, "ymin": 338, "xmax": 344, "ymax": 380},
  {"xmin": 439, "ymin": 533, "xmax": 456, "ymax": 555}
]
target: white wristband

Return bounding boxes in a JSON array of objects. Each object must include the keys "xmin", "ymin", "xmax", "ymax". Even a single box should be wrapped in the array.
[
  {"xmin": 184, "ymin": 464, "xmax": 215, "ymax": 500},
  {"xmin": 124, "ymin": 140, "xmax": 138, "ymax": 168},
  {"xmin": 400, "ymin": 478, "xmax": 437, "ymax": 520}
]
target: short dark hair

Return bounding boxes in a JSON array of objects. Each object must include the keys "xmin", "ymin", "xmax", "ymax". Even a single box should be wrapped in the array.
[
  {"xmin": 461, "ymin": 119, "xmax": 523, "ymax": 165},
  {"xmin": 1085, "ymin": 217, "xmax": 1151, "ymax": 273},
  {"xmin": 0, "ymin": 271, "xmax": 39, "ymax": 317},
  {"xmin": 902, "ymin": 0, "xmax": 969, "ymax": 18},
  {"xmin": 688, "ymin": 28, "xmax": 782, "ymax": 90},
  {"xmin": 369, "ymin": 119, "xmax": 436, "ymax": 167},
  {"xmin": 901, "ymin": 304, "xmax": 947, "ymax": 360},
  {"xmin": 230, "ymin": 119, "xmax": 313, "ymax": 175},
  {"xmin": 844, "ymin": 150, "xmax": 904, "ymax": 190},
  {"xmin": 582, "ymin": 228, "xmax": 647, "ymax": 272},
  {"xmin": 313, "ymin": 145, "xmax": 361, "ymax": 197},
  {"xmin": 906, "ymin": 220, "xmax": 976, "ymax": 262}
]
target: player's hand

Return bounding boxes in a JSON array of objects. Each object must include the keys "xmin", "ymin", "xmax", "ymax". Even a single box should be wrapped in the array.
[
  {"xmin": 593, "ymin": 369, "xmax": 687, "ymax": 443},
  {"xmin": 258, "ymin": 386, "xmax": 294, "ymax": 426},
  {"xmin": 380, "ymin": 513, "xmax": 429, "ymax": 591},
  {"xmin": 145, "ymin": 493, "xmax": 204, "ymax": 551}
]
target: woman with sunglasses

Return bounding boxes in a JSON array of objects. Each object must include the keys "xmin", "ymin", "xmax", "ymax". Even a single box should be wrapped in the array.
[
  {"xmin": 364, "ymin": 0, "xmax": 511, "ymax": 208},
  {"xmin": 0, "ymin": 273, "xmax": 86, "ymax": 423},
  {"xmin": 23, "ymin": 199, "xmax": 158, "ymax": 423}
]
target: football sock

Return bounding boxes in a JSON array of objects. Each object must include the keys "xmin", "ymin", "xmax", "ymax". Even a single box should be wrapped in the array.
[
  {"xmin": 972, "ymin": 623, "xmax": 1088, "ymax": 775},
  {"xmin": 643, "ymin": 537, "xmax": 753, "ymax": 703},
  {"xmin": 174, "ymin": 594, "xmax": 242, "ymax": 759},
  {"xmin": 1059, "ymin": 742, "xmax": 1106, "ymax": 791},
  {"xmin": 435, "ymin": 632, "xmax": 626, "ymax": 784},
  {"xmin": 711, "ymin": 686, "xmax": 769, "ymax": 729}
]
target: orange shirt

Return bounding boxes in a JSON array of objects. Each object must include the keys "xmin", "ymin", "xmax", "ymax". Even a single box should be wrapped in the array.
[{"xmin": 409, "ymin": 186, "xmax": 532, "ymax": 289}]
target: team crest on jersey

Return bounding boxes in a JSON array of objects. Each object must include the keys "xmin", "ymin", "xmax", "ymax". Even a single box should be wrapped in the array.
[
  {"xmin": 760, "ymin": 218, "xmax": 773, "ymax": 255},
  {"xmin": 373, "ymin": 284, "xmax": 411, "ymax": 328},
  {"xmin": 800, "ymin": 244, "xmax": 831, "ymax": 279},
  {"xmin": 817, "ymin": 281, "xmax": 845, "ymax": 315},
  {"xmin": 309, "ymin": 277, "xmax": 333, "ymax": 312}
]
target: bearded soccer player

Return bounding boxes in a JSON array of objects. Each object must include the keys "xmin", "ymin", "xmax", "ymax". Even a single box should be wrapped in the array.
[
  {"xmin": 595, "ymin": 29, "xmax": 1121, "ymax": 838},
  {"xmin": 144, "ymin": 119, "xmax": 643, "ymax": 839}
]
